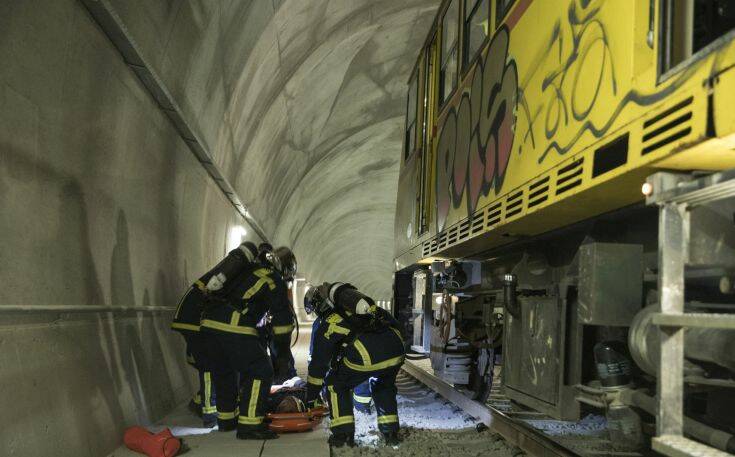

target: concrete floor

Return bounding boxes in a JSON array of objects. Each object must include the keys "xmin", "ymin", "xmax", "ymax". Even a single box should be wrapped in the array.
[{"xmin": 107, "ymin": 326, "xmax": 329, "ymax": 457}]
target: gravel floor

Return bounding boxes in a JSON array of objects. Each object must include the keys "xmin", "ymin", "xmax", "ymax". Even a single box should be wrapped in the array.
[{"xmin": 332, "ymin": 371, "xmax": 523, "ymax": 457}]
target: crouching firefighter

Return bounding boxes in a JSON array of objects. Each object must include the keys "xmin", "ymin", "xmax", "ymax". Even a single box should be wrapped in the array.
[
  {"xmin": 171, "ymin": 241, "xmax": 259, "ymax": 427},
  {"xmin": 200, "ymin": 246, "xmax": 298, "ymax": 440},
  {"xmin": 304, "ymin": 283, "xmax": 406, "ymax": 447}
]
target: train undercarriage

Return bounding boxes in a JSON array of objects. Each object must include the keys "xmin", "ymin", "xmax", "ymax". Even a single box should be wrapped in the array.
[{"xmin": 394, "ymin": 170, "xmax": 735, "ymax": 454}]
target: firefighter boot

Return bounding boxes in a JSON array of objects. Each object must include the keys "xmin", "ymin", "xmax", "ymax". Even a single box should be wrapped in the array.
[
  {"xmin": 382, "ymin": 431, "xmax": 400, "ymax": 446},
  {"xmin": 328, "ymin": 432, "xmax": 355, "ymax": 448}
]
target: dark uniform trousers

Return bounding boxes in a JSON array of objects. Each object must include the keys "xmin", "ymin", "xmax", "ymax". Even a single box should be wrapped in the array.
[
  {"xmin": 326, "ymin": 327, "xmax": 404, "ymax": 436},
  {"xmin": 204, "ymin": 332, "xmax": 273, "ymax": 431},
  {"xmin": 184, "ymin": 332, "xmax": 217, "ymax": 420},
  {"xmin": 172, "ymin": 281, "xmax": 217, "ymax": 422}
]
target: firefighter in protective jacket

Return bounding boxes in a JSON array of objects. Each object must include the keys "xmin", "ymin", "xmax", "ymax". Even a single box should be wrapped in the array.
[
  {"xmin": 171, "ymin": 241, "xmax": 259, "ymax": 427},
  {"xmin": 200, "ymin": 246, "xmax": 297, "ymax": 440},
  {"xmin": 305, "ymin": 282, "xmax": 405, "ymax": 447}
]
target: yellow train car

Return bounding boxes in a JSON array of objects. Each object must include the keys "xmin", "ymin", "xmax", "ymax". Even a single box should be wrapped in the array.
[
  {"xmin": 396, "ymin": 0, "xmax": 735, "ymax": 267},
  {"xmin": 394, "ymin": 1, "xmax": 735, "ymax": 454}
]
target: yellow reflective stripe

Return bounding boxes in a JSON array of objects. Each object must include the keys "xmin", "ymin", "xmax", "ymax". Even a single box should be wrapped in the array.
[
  {"xmin": 229, "ymin": 312, "xmax": 240, "ymax": 326},
  {"xmin": 204, "ymin": 372, "xmax": 213, "ymax": 412},
  {"xmin": 203, "ymin": 406, "xmax": 217, "ymax": 414},
  {"xmin": 328, "ymin": 386, "xmax": 339, "ymax": 418},
  {"xmin": 353, "ymin": 340, "xmax": 372, "ymax": 365},
  {"xmin": 256, "ymin": 269, "xmax": 276, "ymax": 291},
  {"xmin": 390, "ymin": 327, "xmax": 403, "ymax": 342},
  {"xmin": 378, "ymin": 414, "xmax": 398, "ymax": 424},
  {"xmin": 218, "ymin": 408, "xmax": 239, "ymax": 420},
  {"xmin": 200, "ymin": 319, "xmax": 258, "ymax": 336},
  {"xmin": 307, "ymin": 375, "xmax": 324, "ymax": 386},
  {"xmin": 248, "ymin": 379, "xmax": 261, "ymax": 419},
  {"xmin": 330, "ymin": 416, "xmax": 355, "ymax": 428},
  {"xmin": 243, "ymin": 278, "xmax": 268, "ymax": 299},
  {"xmin": 353, "ymin": 393, "xmax": 372, "ymax": 404},
  {"xmin": 326, "ymin": 313, "xmax": 343, "ymax": 324},
  {"xmin": 343, "ymin": 355, "xmax": 405, "ymax": 372},
  {"xmin": 325, "ymin": 322, "xmax": 351, "ymax": 339},
  {"xmin": 192, "ymin": 393, "xmax": 201, "ymax": 405},
  {"xmin": 272, "ymin": 324, "xmax": 294, "ymax": 335},
  {"xmin": 238, "ymin": 416, "xmax": 264, "ymax": 425},
  {"xmin": 243, "ymin": 269, "xmax": 276, "ymax": 299},
  {"xmin": 171, "ymin": 322, "xmax": 200, "ymax": 332},
  {"xmin": 195, "ymin": 280, "xmax": 206, "ymax": 291}
]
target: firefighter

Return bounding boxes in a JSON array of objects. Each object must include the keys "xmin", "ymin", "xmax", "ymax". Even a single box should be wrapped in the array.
[
  {"xmin": 257, "ymin": 243, "xmax": 297, "ymax": 383},
  {"xmin": 171, "ymin": 241, "xmax": 259, "ymax": 427},
  {"xmin": 304, "ymin": 282, "xmax": 405, "ymax": 447},
  {"xmin": 200, "ymin": 246, "xmax": 297, "ymax": 440}
]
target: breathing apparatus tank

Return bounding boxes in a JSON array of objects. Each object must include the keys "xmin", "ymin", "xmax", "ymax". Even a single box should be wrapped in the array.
[
  {"xmin": 204, "ymin": 241, "xmax": 258, "ymax": 293},
  {"xmin": 304, "ymin": 282, "xmax": 380, "ymax": 329}
]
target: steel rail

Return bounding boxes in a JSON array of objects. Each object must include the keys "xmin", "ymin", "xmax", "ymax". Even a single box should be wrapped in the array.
[{"xmin": 401, "ymin": 360, "xmax": 578, "ymax": 457}]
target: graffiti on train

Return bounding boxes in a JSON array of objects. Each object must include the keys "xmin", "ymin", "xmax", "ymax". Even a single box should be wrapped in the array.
[
  {"xmin": 520, "ymin": 0, "xmax": 702, "ymax": 163},
  {"xmin": 517, "ymin": 0, "xmax": 618, "ymax": 164},
  {"xmin": 435, "ymin": 27, "xmax": 518, "ymax": 233}
]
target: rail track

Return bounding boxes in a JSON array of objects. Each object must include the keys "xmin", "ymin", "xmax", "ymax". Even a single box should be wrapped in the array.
[{"xmin": 400, "ymin": 360, "xmax": 640, "ymax": 457}]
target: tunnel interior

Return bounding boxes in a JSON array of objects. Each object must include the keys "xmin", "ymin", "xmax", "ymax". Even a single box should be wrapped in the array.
[{"xmin": 0, "ymin": 0, "xmax": 441, "ymax": 455}]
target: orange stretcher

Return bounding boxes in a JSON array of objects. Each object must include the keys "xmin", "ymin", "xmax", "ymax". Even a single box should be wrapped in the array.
[{"xmin": 266, "ymin": 407, "xmax": 329, "ymax": 433}]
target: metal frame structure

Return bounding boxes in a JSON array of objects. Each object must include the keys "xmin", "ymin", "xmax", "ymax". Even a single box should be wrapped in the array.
[{"xmin": 646, "ymin": 169, "xmax": 735, "ymax": 457}]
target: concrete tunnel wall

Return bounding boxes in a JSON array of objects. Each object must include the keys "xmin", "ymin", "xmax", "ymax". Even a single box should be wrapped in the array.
[
  {"xmin": 0, "ymin": 0, "xmax": 438, "ymax": 455},
  {"xmin": 110, "ymin": 0, "xmax": 440, "ymax": 300}
]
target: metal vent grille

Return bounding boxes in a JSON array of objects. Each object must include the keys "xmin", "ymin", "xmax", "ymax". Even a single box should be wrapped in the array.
[
  {"xmin": 422, "ymin": 240, "xmax": 431, "ymax": 257},
  {"xmin": 487, "ymin": 201, "xmax": 503, "ymax": 228},
  {"xmin": 528, "ymin": 176, "xmax": 550, "ymax": 209},
  {"xmin": 642, "ymin": 96, "xmax": 693, "ymax": 155},
  {"xmin": 471, "ymin": 212, "xmax": 484, "ymax": 235},
  {"xmin": 458, "ymin": 218, "xmax": 471, "ymax": 241},
  {"xmin": 505, "ymin": 190, "xmax": 524, "ymax": 218},
  {"xmin": 437, "ymin": 231, "xmax": 448, "ymax": 250},
  {"xmin": 556, "ymin": 158, "xmax": 584, "ymax": 195}
]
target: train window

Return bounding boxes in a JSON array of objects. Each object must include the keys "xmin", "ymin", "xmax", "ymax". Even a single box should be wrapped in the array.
[
  {"xmin": 422, "ymin": 44, "xmax": 433, "ymax": 150},
  {"xmin": 405, "ymin": 70, "xmax": 419, "ymax": 160},
  {"xmin": 463, "ymin": 0, "xmax": 490, "ymax": 69},
  {"xmin": 439, "ymin": 0, "xmax": 459, "ymax": 107},
  {"xmin": 660, "ymin": 0, "xmax": 735, "ymax": 76},
  {"xmin": 495, "ymin": 0, "xmax": 516, "ymax": 27}
]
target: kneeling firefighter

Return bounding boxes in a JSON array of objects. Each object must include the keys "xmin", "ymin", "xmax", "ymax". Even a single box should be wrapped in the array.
[
  {"xmin": 171, "ymin": 241, "xmax": 259, "ymax": 427},
  {"xmin": 200, "ymin": 246, "xmax": 298, "ymax": 440},
  {"xmin": 304, "ymin": 283, "xmax": 406, "ymax": 447}
]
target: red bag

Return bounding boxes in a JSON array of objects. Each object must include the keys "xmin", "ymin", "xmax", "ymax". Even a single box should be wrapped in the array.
[{"xmin": 123, "ymin": 426, "xmax": 181, "ymax": 457}]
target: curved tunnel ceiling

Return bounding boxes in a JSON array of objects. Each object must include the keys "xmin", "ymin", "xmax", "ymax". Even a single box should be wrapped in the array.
[{"xmin": 222, "ymin": 0, "xmax": 440, "ymax": 298}]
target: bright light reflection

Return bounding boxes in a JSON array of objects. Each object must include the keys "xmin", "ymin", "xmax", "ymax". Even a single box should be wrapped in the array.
[{"xmin": 226, "ymin": 225, "xmax": 247, "ymax": 252}]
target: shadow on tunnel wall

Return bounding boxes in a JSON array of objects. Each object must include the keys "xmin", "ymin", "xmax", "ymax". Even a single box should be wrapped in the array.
[{"xmin": 0, "ymin": 143, "xmax": 195, "ymax": 456}]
